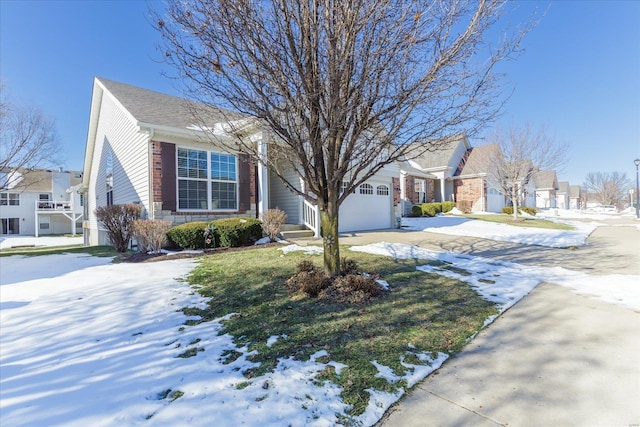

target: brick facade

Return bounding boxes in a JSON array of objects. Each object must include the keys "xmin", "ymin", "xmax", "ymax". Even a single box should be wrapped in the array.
[
  {"xmin": 453, "ymin": 177, "xmax": 484, "ymax": 210},
  {"xmin": 393, "ymin": 175, "xmax": 438, "ymax": 215},
  {"xmin": 150, "ymin": 141, "xmax": 257, "ymax": 223}
]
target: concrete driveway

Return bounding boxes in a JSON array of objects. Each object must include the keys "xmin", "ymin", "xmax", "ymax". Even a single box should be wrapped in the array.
[{"xmin": 294, "ymin": 218, "xmax": 640, "ymax": 426}]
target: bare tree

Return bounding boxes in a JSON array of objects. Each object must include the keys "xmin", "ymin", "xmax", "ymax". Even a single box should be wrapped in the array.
[
  {"xmin": 482, "ymin": 124, "xmax": 567, "ymax": 219},
  {"xmin": 155, "ymin": 0, "xmax": 534, "ymax": 274},
  {"xmin": 0, "ymin": 82, "xmax": 61, "ymax": 190},
  {"xmin": 583, "ymin": 171, "xmax": 631, "ymax": 208}
]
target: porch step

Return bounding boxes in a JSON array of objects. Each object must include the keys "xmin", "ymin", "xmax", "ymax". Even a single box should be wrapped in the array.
[{"xmin": 280, "ymin": 224, "xmax": 315, "ymax": 239}]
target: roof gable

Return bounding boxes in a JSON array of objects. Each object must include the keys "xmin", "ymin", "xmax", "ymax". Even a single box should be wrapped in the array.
[
  {"xmin": 456, "ymin": 143, "xmax": 500, "ymax": 176},
  {"xmin": 409, "ymin": 134, "xmax": 470, "ymax": 170},
  {"xmin": 96, "ymin": 78, "xmax": 245, "ymax": 130}
]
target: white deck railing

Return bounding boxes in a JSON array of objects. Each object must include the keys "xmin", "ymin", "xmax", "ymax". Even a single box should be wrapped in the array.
[
  {"xmin": 302, "ymin": 198, "xmax": 321, "ymax": 238},
  {"xmin": 35, "ymin": 200, "xmax": 73, "ymax": 211}
]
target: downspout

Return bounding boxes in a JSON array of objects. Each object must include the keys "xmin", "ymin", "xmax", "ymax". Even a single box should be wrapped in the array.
[{"xmin": 147, "ymin": 127, "xmax": 155, "ymax": 220}]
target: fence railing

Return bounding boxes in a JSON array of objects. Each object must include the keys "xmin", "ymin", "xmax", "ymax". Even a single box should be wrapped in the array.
[{"xmin": 302, "ymin": 198, "xmax": 321, "ymax": 238}]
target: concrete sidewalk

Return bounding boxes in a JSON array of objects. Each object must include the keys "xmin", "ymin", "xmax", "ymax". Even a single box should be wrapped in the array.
[{"xmin": 292, "ymin": 220, "xmax": 640, "ymax": 426}]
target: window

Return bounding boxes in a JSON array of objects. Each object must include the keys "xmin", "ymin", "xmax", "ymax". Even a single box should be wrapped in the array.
[
  {"xmin": 0, "ymin": 193, "xmax": 20, "ymax": 206},
  {"xmin": 39, "ymin": 217, "xmax": 50, "ymax": 230},
  {"xmin": 414, "ymin": 179, "xmax": 426, "ymax": 203},
  {"xmin": 1, "ymin": 218, "xmax": 20, "ymax": 234},
  {"xmin": 38, "ymin": 193, "xmax": 51, "ymax": 209},
  {"xmin": 376, "ymin": 185, "xmax": 389, "ymax": 196},
  {"xmin": 177, "ymin": 148, "xmax": 238, "ymax": 210},
  {"xmin": 359, "ymin": 183, "xmax": 374, "ymax": 195},
  {"xmin": 105, "ymin": 149, "xmax": 114, "ymax": 206}
]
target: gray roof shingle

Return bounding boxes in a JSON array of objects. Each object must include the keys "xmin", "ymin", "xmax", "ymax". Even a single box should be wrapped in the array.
[
  {"xmin": 409, "ymin": 134, "xmax": 468, "ymax": 170},
  {"xmin": 97, "ymin": 78, "xmax": 246, "ymax": 129}
]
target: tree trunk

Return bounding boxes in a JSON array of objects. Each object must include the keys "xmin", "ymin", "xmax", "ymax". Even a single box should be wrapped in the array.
[
  {"xmin": 320, "ymin": 203, "xmax": 340, "ymax": 276},
  {"xmin": 511, "ymin": 193, "xmax": 519, "ymax": 220}
]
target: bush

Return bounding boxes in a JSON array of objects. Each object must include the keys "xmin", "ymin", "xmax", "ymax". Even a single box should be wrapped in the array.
[
  {"xmin": 261, "ymin": 209, "xmax": 287, "ymax": 241},
  {"xmin": 340, "ymin": 257, "xmax": 359, "ymax": 276},
  {"xmin": 95, "ymin": 204, "xmax": 142, "ymax": 252},
  {"xmin": 167, "ymin": 217, "xmax": 263, "ymax": 249},
  {"xmin": 167, "ymin": 222, "xmax": 211, "ymax": 249},
  {"xmin": 411, "ymin": 205, "xmax": 423, "ymax": 217},
  {"xmin": 502, "ymin": 206, "xmax": 537, "ymax": 216},
  {"xmin": 132, "ymin": 219, "xmax": 172, "ymax": 254},
  {"xmin": 421, "ymin": 202, "xmax": 442, "ymax": 217},
  {"xmin": 213, "ymin": 217, "xmax": 263, "ymax": 247},
  {"xmin": 285, "ymin": 266, "xmax": 331, "ymax": 297},
  {"xmin": 318, "ymin": 274, "xmax": 383, "ymax": 304},
  {"xmin": 441, "ymin": 201, "xmax": 455, "ymax": 213},
  {"xmin": 456, "ymin": 201, "xmax": 472, "ymax": 214}
]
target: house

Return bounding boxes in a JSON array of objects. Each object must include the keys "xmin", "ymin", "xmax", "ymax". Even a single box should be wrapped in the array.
[
  {"xmin": 556, "ymin": 181, "xmax": 570, "ymax": 209},
  {"xmin": 81, "ymin": 78, "xmax": 399, "ymax": 246},
  {"xmin": 395, "ymin": 134, "xmax": 470, "ymax": 215},
  {"xmin": 0, "ymin": 168, "xmax": 84, "ymax": 236},
  {"xmin": 569, "ymin": 185, "xmax": 583, "ymax": 210},
  {"xmin": 452, "ymin": 143, "xmax": 503, "ymax": 212},
  {"xmin": 534, "ymin": 170, "xmax": 558, "ymax": 208}
]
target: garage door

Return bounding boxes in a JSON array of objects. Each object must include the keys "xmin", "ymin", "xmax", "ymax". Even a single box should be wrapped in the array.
[{"xmin": 339, "ymin": 181, "xmax": 392, "ymax": 232}]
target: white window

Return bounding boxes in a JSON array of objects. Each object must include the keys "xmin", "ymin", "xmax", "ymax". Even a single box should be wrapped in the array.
[
  {"xmin": 376, "ymin": 185, "xmax": 389, "ymax": 196},
  {"xmin": 39, "ymin": 216, "xmax": 50, "ymax": 230},
  {"xmin": 106, "ymin": 149, "xmax": 114, "ymax": 206},
  {"xmin": 0, "ymin": 193, "xmax": 20, "ymax": 206},
  {"xmin": 177, "ymin": 148, "xmax": 238, "ymax": 210},
  {"xmin": 414, "ymin": 179, "xmax": 426, "ymax": 203},
  {"xmin": 359, "ymin": 183, "xmax": 374, "ymax": 195}
]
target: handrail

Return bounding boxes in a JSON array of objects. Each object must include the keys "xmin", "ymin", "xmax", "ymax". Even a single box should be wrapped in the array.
[
  {"xmin": 302, "ymin": 198, "xmax": 321, "ymax": 238},
  {"xmin": 34, "ymin": 200, "xmax": 73, "ymax": 211}
]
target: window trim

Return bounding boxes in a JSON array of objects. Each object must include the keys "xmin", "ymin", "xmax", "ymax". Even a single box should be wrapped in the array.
[
  {"xmin": 376, "ymin": 185, "xmax": 389, "ymax": 196},
  {"xmin": 0, "ymin": 193, "xmax": 20, "ymax": 206},
  {"xmin": 176, "ymin": 147, "xmax": 239, "ymax": 212},
  {"xmin": 359, "ymin": 183, "xmax": 374, "ymax": 195}
]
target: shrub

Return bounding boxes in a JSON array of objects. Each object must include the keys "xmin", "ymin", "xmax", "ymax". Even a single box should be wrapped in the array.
[
  {"xmin": 261, "ymin": 209, "xmax": 287, "ymax": 241},
  {"xmin": 441, "ymin": 201, "xmax": 455, "ymax": 213},
  {"xmin": 502, "ymin": 206, "xmax": 537, "ymax": 216},
  {"xmin": 456, "ymin": 201, "xmax": 472, "ymax": 214},
  {"xmin": 411, "ymin": 205, "xmax": 423, "ymax": 217},
  {"xmin": 319, "ymin": 274, "xmax": 383, "ymax": 304},
  {"xmin": 340, "ymin": 257, "xmax": 359, "ymax": 276},
  {"xmin": 502, "ymin": 206, "xmax": 514, "ymax": 215},
  {"xmin": 213, "ymin": 217, "xmax": 262, "ymax": 247},
  {"xmin": 132, "ymin": 219, "xmax": 172, "ymax": 254},
  {"xmin": 421, "ymin": 202, "xmax": 442, "ymax": 217},
  {"xmin": 296, "ymin": 259, "xmax": 316, "ymax": 273},
  {"xmin": 167, "ymin": 222, "xmax": 211, "ymax": 249},
  {"xmin": 95, "ymin": 204, "xmax": 142, "ymax": 252},
  {"xmin": 285, "ymin": 269, "xmax": 331, "ymax": 297}
]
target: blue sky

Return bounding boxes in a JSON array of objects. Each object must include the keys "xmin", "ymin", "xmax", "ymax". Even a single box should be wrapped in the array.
[{"xmin": 1, "ymin": 0, "xmax": 639, "ymax": 186}]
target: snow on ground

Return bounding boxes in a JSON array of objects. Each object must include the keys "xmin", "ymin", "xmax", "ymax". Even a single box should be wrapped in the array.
[
  {"xmin": 402, "ymin": 216, "xmax": 598, "ymax": 248},
  {"xmin": 0, "ymin": 235, "xmax": 83, "ymax": 250},
  {"xmin": 2, "ymin": 220, "xmax": 639, "ymax": 426},
  {"xmin": 349, "ymin": 242, "xmax": 640, "ymax": 312}
]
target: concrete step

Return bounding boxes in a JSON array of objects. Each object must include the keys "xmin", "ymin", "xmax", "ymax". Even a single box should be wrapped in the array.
[{"xmin": 280, "ymin": 228, "xmax": 315, "ymax": 239}]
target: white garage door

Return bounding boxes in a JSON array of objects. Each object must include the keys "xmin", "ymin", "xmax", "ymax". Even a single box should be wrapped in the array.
[{"xmin": 339, "ymin": 181, "xmax": 392, "ymax": 232}]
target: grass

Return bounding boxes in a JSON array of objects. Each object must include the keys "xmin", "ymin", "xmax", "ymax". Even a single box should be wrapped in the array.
[
  {"xmin": 0, "ymin": 244, "xmax": 118, "ymax": 257},
  {"xmin": 461, "ymin": 214, "xmax": 574, "ymax": 230},
  {"xmin": 184, "ymin": 245, "xmax": 497, "ymax": 417}
]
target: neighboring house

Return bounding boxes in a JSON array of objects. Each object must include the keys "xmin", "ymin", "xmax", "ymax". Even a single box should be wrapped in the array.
[
  {"xmin": 534, "ymin": 170, "xmax": 558, "ymax": 208},
  {"xmin": 452, "ymin": 143, "xmax": 502, "ymax": 212},
  {"xmin": 81, "ymin": 77, "xmax": 399, "ymax": 246},
  {"xmin": 395, "ymin": 134, "xmax": 470, "ymax": 215},
  {"xmin": 556, "ymin": 181, "xmax": 570, "ymax": 210},
  {"xmin": 569, "ymin": 185, "xmax": 583, "ymax": 210},
  {"xmin": 0, "ymin": 168, "xmax": 83, "ymax": 236}
]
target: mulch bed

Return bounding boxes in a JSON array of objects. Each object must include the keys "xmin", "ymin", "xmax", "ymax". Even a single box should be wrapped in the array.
[{"xmin": 119, "ymin": 241, "xmax": 283, "ymax": 263}]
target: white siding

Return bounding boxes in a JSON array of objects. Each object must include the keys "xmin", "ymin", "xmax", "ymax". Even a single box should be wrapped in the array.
[
  {"xmin": 87, "ymin": 93, "xmax": 151, "ymax": 245},
  {"xmin": 268, "ymin": 168, "xmax": 302, "ymax": 224},
  {"xmin": 0, "ymin": 192, "xmax": 38, "ymax": 235}
]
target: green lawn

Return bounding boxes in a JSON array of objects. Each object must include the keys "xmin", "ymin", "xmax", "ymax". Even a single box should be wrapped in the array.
[
  {"xmin": 461, "ymin": 213, "xmax": 574, "ymax": 230},
  {"xmin": 184, "ymin": 245, "xmax": 497, "ymax": 417},
  {"xmin": 0, "ymin": 245, "xmax": 118, "ymax": 257}
]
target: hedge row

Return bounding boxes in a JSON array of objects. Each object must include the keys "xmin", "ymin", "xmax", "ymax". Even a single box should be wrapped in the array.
[
  {"xmin": 166, "ymin": 217, "xmax": 263, "ymax": 249},
  {"xmin": 412, "ymin": 201, "xmax": 456, "ymax": 217},
  {"xmin": 501, "ymin": 206, "xmax": 537, "ymax": 216}
]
